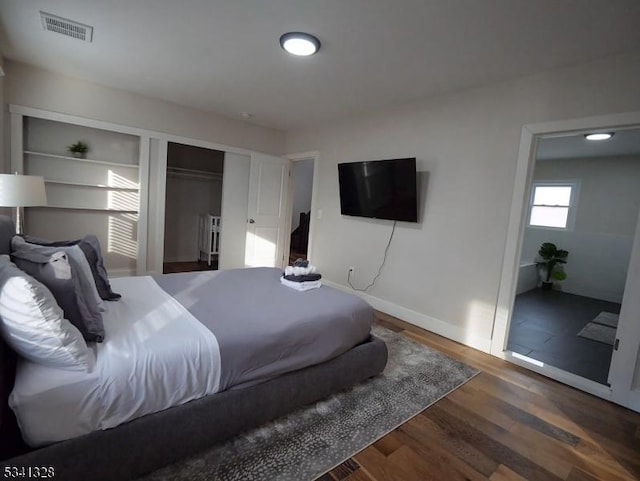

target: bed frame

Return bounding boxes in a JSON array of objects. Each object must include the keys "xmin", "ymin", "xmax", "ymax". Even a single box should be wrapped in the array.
[{"xmin": 0, "ymin": 216, "xmax": 388, "ymax": 480}]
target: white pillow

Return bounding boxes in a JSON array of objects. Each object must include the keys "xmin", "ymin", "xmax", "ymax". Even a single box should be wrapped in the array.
[{"xmin": 0, "ymin": 260, "xmax": 94, "ymax": 372}]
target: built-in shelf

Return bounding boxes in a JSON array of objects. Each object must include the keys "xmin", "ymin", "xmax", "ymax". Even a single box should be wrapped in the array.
[
  {"xmin": 32, "ymin": 205, "xmax": 139, "ymax": 214},
  {"xmin": 24, "ymin": 150, "xmax": 139, "ymax": 169},
  {"xmin": 44, "ymin": 179, "xmax": 139, "ymax": 191}
]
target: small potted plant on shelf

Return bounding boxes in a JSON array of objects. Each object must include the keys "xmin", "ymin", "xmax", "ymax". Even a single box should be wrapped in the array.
[
  {"xmin": 535, "ymin": 242, "xmax": 568, "ymax": 290},
  {"xmin": 67, "ymin": 141, "xmax": 89, "ymax": 158}
]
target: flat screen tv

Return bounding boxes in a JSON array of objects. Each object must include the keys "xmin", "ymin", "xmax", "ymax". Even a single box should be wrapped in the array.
[{"xmin": 338, "ymin": 158, "xmax": 418, "ymax": 222}]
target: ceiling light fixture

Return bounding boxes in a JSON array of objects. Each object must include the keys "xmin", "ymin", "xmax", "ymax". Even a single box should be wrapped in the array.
[
  {"xmin": 584, "ymin": 132, "xmax": 614, "ymax": 141},
  {"xmin": 279, "ymin": 32, "xmax": 321, "ymax": 56}
]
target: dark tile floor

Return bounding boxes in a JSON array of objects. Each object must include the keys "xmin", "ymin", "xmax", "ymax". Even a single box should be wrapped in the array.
[{"xmin": 507, "ymin": 288, "xmax": 620, "ymax": 385}]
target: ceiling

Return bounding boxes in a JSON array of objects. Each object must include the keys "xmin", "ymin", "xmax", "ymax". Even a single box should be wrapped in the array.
[
  {"xmin": 537, "ymin": 129, "xmax": 640, "ymax": 160},
  {"xmin": 1, "ymin": 1, "xmax": 640, "ymax": 130}
]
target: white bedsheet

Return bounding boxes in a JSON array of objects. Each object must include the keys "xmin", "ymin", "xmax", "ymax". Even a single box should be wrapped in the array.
[{"xmin": 9, "ymin": 276, "xmax": 221, "ymax": 447}]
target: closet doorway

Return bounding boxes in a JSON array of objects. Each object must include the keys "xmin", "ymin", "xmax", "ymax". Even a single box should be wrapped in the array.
[
  {"xmin": 163, "ymin": 142, "xmax": 224, "ymax": 274},
  {"xmin": 288, "ymin": 158, "xmax": 314, "ymax": 264}
]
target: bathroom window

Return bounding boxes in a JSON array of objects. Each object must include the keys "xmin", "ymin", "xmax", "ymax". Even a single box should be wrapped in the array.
[{"xmin": 528, "ymin": 181, "xmax": 579, "ymax": 230}]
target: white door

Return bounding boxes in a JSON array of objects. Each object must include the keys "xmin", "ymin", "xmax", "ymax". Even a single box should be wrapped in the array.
[
  {"xmin": 219, "ymin": 153, "xmax": 251, "ymax": 270},
  {"xmin": 245, "ymin": 153, "xmax": 290, "ymax": 268},
  {"xmin": 609, "ymin": 206, "xmax": 640, "ymax": 412}
]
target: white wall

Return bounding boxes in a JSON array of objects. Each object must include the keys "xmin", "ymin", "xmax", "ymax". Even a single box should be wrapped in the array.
[
  {"xmin": 291, "ymin": 159, "xmax": 314, "ymax": 232},
  {"xmin": 521, "ymin": 156, "xmax": 640, "ymax": 303},
  {"xmin": 285, "ymin": 52, "xmax": 640, "ymax": 350},
  {"xmin": 4, "ymin": 60, "xmax": 285, "ymax": 155},
  {"xmin": 3, "ymin": 60, "xmax": 285, "ymax": 273}
]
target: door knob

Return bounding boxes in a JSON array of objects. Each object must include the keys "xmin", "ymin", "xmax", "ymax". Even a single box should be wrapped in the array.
[{"xmin": 248, "ymin": 219, "xmax": 255, "ymax": 224}]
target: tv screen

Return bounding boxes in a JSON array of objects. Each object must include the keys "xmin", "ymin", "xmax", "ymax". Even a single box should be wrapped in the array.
[{"xmin": 338, "ymin": 158, "xmax": 418, "ymax": 222}]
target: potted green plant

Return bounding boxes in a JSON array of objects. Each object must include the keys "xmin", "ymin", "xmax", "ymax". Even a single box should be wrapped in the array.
[
  {"xmin": 67, "ymin": 141, "xmax": 89, "ymax": 158},
  {"xmin": 535, "ymin": 242, "xmax": 568, "ymax": 290}
]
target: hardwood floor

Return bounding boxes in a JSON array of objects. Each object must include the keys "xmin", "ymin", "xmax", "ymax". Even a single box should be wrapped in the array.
[{"xmin": 321, "ymin": 312, "xmax": 640, "ymax": 481}]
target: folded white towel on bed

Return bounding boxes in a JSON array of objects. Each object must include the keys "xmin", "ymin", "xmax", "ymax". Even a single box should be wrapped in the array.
[
  {"xmin": 284, "ymin": 265, "xmax": 317, "ymax": 276},
  {"xmin": 280, "ymin": 277, "xmax": 322, "ymax": 291}
]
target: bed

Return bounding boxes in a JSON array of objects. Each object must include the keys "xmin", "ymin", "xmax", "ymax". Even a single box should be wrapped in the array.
[{"xmin": 0, "ymin": 216, "xmax": 388, "ymax": 480}]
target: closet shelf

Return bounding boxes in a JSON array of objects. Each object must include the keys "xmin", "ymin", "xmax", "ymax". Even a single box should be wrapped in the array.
[
  {"xmin": 167, "ymin": 166, "xmax": 223, "ymax": 179},
  {"xmin": 24, "ymin": 151, "xmax": 139, "ymax": 169},
  {"xmin": 44, "ymin": 179, "xmax": 140, "ymax": 191},
  {"xmin": 31, "ymin": 205, "xmax": 139, "ymax": 214}
]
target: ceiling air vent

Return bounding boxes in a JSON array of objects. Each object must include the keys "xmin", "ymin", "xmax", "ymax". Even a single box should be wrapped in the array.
[{"xmin": 40, "ymin": 11, "xmax": 93, "ymax": 42}]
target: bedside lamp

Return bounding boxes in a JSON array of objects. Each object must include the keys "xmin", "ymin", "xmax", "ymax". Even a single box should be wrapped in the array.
[{"xmin": 0, "ymin": 173, "xmax": 48, "ymax": 234}]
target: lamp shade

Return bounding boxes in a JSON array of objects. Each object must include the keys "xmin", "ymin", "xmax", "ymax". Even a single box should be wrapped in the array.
[{"xmin": 0, "ymin": 174, "xmax": 47, "ymax": 207}]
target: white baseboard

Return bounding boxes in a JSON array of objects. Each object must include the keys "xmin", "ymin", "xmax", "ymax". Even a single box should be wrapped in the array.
[
  {"xmin": 323, "ymin": 280, "xmax": 492, "ymax": 353},
  {"xmin": 628, "ymin": 391, "xmax": 640, "ymax": 413}
]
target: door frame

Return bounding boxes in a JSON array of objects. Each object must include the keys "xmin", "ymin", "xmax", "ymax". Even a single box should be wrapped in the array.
[
  {"xmin": 149, "ymin": 134, "xmax": 278, "ymax": 275},
  {"xmin": 284, "ymin": 151, "xmax": 320, "ymax": 263},
  {"xmin": 245, "ymin": 153, "xmax": 291, "ymax": 268},
  {"xmin": 491, "ymin": 110, "xmax": 640, "ymax": 408}
]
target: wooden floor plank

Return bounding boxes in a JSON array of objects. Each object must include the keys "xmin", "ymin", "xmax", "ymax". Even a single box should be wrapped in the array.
[
  {"xmin": 398, "ymin": 412, "xmax": 497, "ymax": 477},
  {"xmin": 324, "ymin": 312, "xmax": 640, "ymax": 481},
  {"xmin": 489, "ymin": 464, "xmax": 529, "ymax": 481}
]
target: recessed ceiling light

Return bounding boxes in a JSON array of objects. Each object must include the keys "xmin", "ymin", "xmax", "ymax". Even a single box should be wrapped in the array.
[
  {"xmin": 584, "ymin": 132, "xmax": 614, "ymax": 141},
  {"xmin": 279, "ymin": 32, "xmax": 321, "ymax": 56}
]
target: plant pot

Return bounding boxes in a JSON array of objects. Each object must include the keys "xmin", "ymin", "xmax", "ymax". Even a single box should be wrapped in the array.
[
  {"xmin": 72, "ymin": 152, "xmax": 86, "ymax": 159},
  {"xmin": 541, "ymin": 281, "xmax": 553, "ymax": 291}
]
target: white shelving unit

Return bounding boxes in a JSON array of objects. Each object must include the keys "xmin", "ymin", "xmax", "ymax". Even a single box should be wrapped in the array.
[
  {"xmin": 44, "ymin": 179, "xmax": 139, "ymax": 191},
  {"xmin": 11, "ymin": 108, "xmax": 146, "ymax": 276},
  {"xmin": 199, "ymin": 214, "xmax": 221, "ymax": 266},
  {"xmin": 24, "ymin": 150, "xmax": 139, "ymax": 169}
]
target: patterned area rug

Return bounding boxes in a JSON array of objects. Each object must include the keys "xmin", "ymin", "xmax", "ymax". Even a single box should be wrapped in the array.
[
  {"xmin": 138, "ymin": 326, "xmax": 479, "ymax": 481},
  {"xmin": 578, "ymin": 311, "xmax": 619, "ymax": 345},
  {"xmin": 591, "ymin": 311, "xmax": 619, "ymax": 328},
  {"xmin": 578, "ymin": 322, "xmax": 616, "ymax": 345}
]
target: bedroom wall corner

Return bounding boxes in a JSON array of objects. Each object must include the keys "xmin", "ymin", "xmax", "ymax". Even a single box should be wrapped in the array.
[
  {"xmin": 3, "ymin": 60, "xmax": 286, "ymax": 156},
  {"xmin": 323, "ymin": 280, "xmax": 492, "ymax": 353},
  {"xmin": 284, "ymin": 52, "xmax": 640, "ymax": 350}
]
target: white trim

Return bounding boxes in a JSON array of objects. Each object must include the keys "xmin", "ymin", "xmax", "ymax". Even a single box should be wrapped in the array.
[
  {"xmin": 285, "ymin": 151, "xmax": 320, "ymax": 263},
  {"xmin": 137, "ymin": 137, "xmax": 150, "ymax": 275},
  {"xmin": 503, "ymin": 351, "xmax": 613, "ymax": 400},
  {"xmin": 491, "ymin": 126, "xmax": 537, "ymax": 356},
  {"xmin": 153, "ymin": 139, "xmax": 168, "ymax": 274},
  {"xmin": 492, "ymin": 109, "xmax": 640, "ymax": 411},
  {"xmin": 323, "ymin": 279, "xmax": 492, "ymax": 353}
]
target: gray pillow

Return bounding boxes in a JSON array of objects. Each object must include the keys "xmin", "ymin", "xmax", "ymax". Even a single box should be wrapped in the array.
[
  {"xmin": 12, "ymin": 237, "xmax": 105, "ymax": 314},
  {"xmin": 10, "ymin": 249, "xmax": 104, "ymax": 343},
  {"xmin": 21, "ymin": 234, "xmax": 121, "ymax": 301}
]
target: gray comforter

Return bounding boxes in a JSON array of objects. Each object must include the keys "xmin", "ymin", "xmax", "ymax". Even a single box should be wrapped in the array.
[{"xmin": 153, "ymin": 267, "xmax": 373, "ymax": 391}]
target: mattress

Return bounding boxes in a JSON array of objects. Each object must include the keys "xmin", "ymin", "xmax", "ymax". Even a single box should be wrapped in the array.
[{"xmin": 9, "ymin": 268, "xmax": 373, "ymax": 447}]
